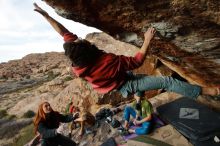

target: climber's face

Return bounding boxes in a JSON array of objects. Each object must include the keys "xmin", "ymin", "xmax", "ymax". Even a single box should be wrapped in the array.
[{"xmin": 43, "ymin": 102, "xmax": 52, "ymax": 113}]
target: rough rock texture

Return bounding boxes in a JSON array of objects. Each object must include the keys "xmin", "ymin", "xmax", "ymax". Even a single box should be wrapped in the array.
[
  {"xmin": 0, "ymin": 52, "xmax": 71, "ymax": 113},
  {"xmin": 0, "ymin": 52, "xmax": 70, "ymax": 80},
  {"xmin": 44, "ymin": 0, "xmax": 220, "ymax": 36},
  {"xmin": 43, "ymin": 0, "xmax": 220, "ymax": 87}
]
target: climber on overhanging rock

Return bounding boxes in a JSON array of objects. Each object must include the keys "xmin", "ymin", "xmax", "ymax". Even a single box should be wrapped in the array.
[{"xmin": 34, "ymin": 3, "xmax": 220, "ymax": 105}]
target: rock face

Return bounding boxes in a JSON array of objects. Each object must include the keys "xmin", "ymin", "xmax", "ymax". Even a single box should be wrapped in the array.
[
  {"xmin": 44, "ymin": 0, "xmax": 220, "ymax": 36},
  {"xmin": 43, "ymin": 0, "xmax": 220, "ymax": 87}
]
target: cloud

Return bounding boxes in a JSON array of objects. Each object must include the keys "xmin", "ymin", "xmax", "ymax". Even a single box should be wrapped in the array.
[
  {"xmin": 0, "ymin": 0, "xmax": 101, "ymax": 63},
  {"xmin": 0, "ymin": 0, "xmax": 35, "ymax": 30}
]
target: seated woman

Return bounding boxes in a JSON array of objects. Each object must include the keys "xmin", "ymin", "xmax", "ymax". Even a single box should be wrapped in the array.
[
  {"xmin": 69, "ymin": 99, "xmax": 95, "ymax": 137},
  {"xmin": 33, "ymin": 101, "xmax": 77, "ymax": 146},
  {"xmin": 123, "ymin": 95, "xmax": 153, "ymax": 135}
]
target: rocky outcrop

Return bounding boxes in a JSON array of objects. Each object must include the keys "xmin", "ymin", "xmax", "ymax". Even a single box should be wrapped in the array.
[
  {"xmin": 0, "ymin": 52, "xmax": 70, "ymax": 80},
  {"xmin": 43, "ymin": 0, "xmax": 220, "ymax": 36},
  {"xmin": 0, "ymin": 52, "xmax": 73, "ymax": 114},
  {"xmin": 42, "ymin": 0, "xmax": 220, "ymax": 87}
]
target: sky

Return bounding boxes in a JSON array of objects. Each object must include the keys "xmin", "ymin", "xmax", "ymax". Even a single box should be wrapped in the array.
[{"xmin": 0, "ymin": 0, "xmax": 100, "ymax": 63}]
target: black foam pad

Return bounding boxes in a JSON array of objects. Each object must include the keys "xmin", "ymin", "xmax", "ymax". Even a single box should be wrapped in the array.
[{"xmin": 157, "ymin": 97, "xmax": 220, "ymax": 141}]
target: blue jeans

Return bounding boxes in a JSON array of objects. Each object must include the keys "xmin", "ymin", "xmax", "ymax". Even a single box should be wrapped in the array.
[
  {"xmin": 118, "ymin": 72, "xmax": 201, "ymax": 99},
  {"xmin": 124, "ymin": 106, "xmax": 151, "ymax": 135}
]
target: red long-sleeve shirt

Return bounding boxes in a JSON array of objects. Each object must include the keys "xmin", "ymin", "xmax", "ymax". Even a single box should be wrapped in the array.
[{"xmin": 64, "ymin": 33, "xmax": 145, "ymax": 93}]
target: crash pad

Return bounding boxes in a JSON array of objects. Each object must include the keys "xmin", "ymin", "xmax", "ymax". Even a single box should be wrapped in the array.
[{"xmin": 157, "ymin": 97, "xmax": 220, "ymax": 141}]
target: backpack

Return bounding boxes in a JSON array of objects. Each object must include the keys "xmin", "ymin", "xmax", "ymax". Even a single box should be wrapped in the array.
[{"xmin": 111, "ymin": 118, "xmax": 121, "ymax": 128}]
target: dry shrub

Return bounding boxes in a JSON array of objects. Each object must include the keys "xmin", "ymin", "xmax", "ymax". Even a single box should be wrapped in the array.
[
  {"xmin": 11, "ymin": 124, "xmax": 35, "ymax": 146},
  {"xmin": 0, "ymin": 119, "xmax": 32, "ymax": 139}
]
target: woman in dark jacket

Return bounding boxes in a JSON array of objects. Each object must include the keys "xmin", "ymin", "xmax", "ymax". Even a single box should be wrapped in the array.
[{"xmin": 33, "ymin": 102, "xmax": 76, "ymax": 146}]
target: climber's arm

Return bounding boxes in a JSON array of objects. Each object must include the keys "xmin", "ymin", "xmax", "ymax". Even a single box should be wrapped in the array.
[
  {"xmin": 138, "ymin": 27, "xmax": 156, "ymax": 57},
  {"xmin": 33, "ymin": 3, "xmax": 70, "ymax": 36}
]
